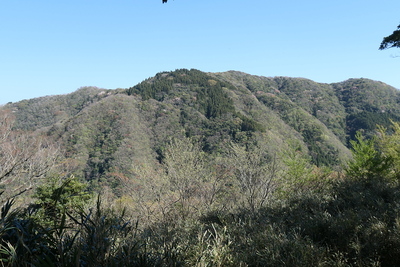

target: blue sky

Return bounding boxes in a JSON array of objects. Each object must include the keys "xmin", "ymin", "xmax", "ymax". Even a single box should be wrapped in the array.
[{"xmin": 1, "ymin": 0, "xmax": 399, "ymax": 104}]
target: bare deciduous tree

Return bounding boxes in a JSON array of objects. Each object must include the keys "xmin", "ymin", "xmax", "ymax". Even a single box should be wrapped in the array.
[
  {"xmin": 229, "ymin": 143, "xmax": 280, "ymax": 212},
  {"xmin": 0, "ymin": 110, "xmax": 59, "ymax": 201},
  {"xmin": 163, "ymin": 137, "xmax": 210, "ymax": 219}
]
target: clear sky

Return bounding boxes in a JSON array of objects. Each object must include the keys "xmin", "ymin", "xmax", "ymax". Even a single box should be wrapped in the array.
[{"xmin": 1, "ymin": 0, "xmax": 399, "ymax": 104}]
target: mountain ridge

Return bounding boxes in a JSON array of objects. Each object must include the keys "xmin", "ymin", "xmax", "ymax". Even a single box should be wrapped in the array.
[{"xmin": 4, "ymin": 69, "xmax": 400, "ymax": 192}]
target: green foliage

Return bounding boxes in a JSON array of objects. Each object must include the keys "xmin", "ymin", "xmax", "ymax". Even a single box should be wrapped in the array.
[
  {"xmin": 278, "ymin": 148, "xmax": 332, "ymax": 197},
  {"xmin": 59, "ymin": 94, "xmax": 154, "ymax": 194},
  {"xmin": 8, "ymin": 86, "xmax": 113, "ymax": 131},
  {"xmin": 33, "ymin": 175, "xmax": 92, "ymax": 226},
  {"xmin": 185, "ymin": 224, "xmax": 235, "ymax": 266},
  {"xmin": 347, "ymin": 121, "xmax": 400, "ymax": 183},
  {"xmin": 333, "ymin": 78, "xmax": 400, "ymax": 143},
  {"xmin": 6, "ymin": 70, "xmax": 400, "ymax": 177},
  {"xmin": 380, "ymin": 24, "xmax": 400, "ymax": 49},
  {"xmin": 67, "ymin": 196, "xmax": 143, "ymax": 266},
  {"xmin": 0, "ymin": 196, "xmax": 166, "ymax": 266},
  {"xmin": 2, "ymin": 127, "xmax": 400, "ymax": 266},
  {"xmin": 235, "ymin": 112, "xmax": 266, "ymax": 132},
  {"xmin": 258, "ymin": 94, "xmax": 342, "ymax": 166},
  {"xmin": 376, "ymin": 121, "xmax": 400, "ymax": 180},
  {"xmin": 220, "ymin": 175, "xmax": 400, "ymax": 266},
  {"xmin": 0, "ymin": 199, "xmax": 20, "ymax": 265},
  {"xmin": 127, "ymin": 69, "xmax": 236, "ymax": 119},
  {"xmin": 347, "ymin": 111, "xmax": 400, "ymax": 140},
  {"xmin": 346, "ymin": 132, "xmax": 392, "ymax": 180},
  {"xmin": 334, "ymin": 78, "xmax": 400, "ymax": 114}
]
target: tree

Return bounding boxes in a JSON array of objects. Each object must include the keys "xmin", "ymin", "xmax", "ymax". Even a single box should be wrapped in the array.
[
  {"xmin": 0, "ymin": 110, "xmax": 59, "ymax": 201},
  {"xmin": 163, "ymin": 137, "xmax": 212, "ymax": 219},
  {"xmin": 229, "ymin": 143, "xmax": 280, "ymax": 212},
  {"xmin": 376, "ymin": 122, "xmax": 400, "ymax": 180},
  {"xmin": 380, "ymin": 24, "xmax": 400, "ymax": 50},
  {"xmin": 33, "ymin": 175, "xmax": 92, "ymax": 226},
  {"xmin": 346, "ymin": 131, "xmax": 391, "ymax": 180}
]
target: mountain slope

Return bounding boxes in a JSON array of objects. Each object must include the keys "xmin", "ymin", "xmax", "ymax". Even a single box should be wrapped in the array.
[{"xmin": 4, "ymin": 69, "xmax": 400, "ymax": 192}]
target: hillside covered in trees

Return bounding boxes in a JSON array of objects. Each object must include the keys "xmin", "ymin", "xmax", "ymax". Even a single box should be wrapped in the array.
[{"xmin": 1, "ymin": 69, "xmax": 400, "ymax": 265}]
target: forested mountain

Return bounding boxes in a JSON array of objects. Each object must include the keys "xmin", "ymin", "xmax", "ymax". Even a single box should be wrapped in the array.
[
  {"xmin": 2, "ymin": 69, "xmax": 400, "ymax": 265},
  {"xmin": 6, "ymin": 69, "xmax": 400, "ymax": 178},
  {"xmin": 4, "ymin": 70, "xmax": 399, "ymax": 181}
]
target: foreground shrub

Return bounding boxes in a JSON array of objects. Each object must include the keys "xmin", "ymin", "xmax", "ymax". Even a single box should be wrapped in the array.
[{"xmin": 1, "ymin": 171, "xmax": 400, "ymax": 265}]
